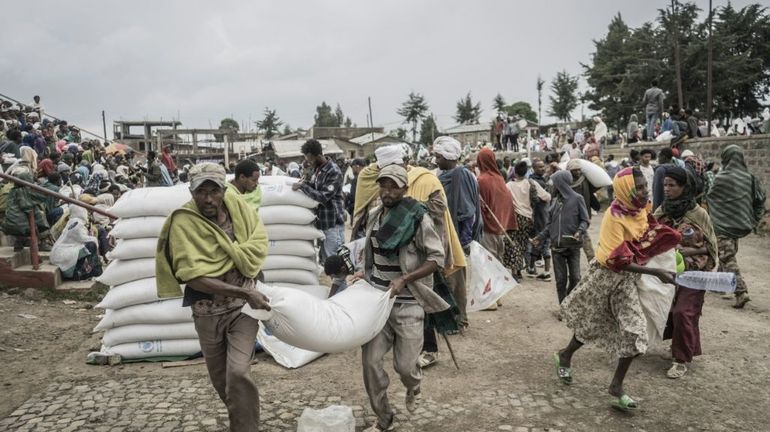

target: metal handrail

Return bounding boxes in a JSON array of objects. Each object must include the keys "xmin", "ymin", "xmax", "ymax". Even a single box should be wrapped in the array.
[
  {"xmin": 0, "ymin": 171, "xmax": 119, "ymax": 270},
  {"xmin": 0, "ymin": 172, "xmax": 117, "ymax": 220}
]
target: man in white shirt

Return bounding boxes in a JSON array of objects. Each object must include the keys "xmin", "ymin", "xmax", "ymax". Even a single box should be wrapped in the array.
[{"xmin": 639, "ymin": 148, "xmax": 656, "ymax": 189}]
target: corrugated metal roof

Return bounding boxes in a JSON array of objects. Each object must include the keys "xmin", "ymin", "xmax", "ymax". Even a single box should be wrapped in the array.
[
  {"xmin": 271, "ymin": 139, "xmax": 342, "ymax": 158},
  {"xmin": 441, "ymin": 123, "xmax": 492, "ymax": 134},
  {"xmin": 349, "ymin": 132, "xmax": 390, "ymax": 145}
]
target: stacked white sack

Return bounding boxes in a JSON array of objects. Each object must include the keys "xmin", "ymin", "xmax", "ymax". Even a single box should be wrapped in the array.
[
  {"xmin": 257, "ymin": 176, "xmax": 328, "ymax": 368},
  {"xmin": 94, "ymin": 185, "xmax": 199, "ymax": 360}
]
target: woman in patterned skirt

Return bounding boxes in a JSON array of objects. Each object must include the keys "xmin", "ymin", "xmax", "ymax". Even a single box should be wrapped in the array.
[{"xmin": 553, "ymin": 167, "xmax": 681, "ymax": 411}]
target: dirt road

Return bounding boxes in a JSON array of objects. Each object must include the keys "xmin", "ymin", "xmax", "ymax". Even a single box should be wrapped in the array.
[{"xmin": 1, "ymin": 214, "xmax": 768, "ymax": 431}]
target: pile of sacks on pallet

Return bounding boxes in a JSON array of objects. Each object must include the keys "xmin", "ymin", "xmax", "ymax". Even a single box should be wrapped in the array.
[{"xmin": 91, "ymin": 176, "xmax": 351, "ymax": 367}]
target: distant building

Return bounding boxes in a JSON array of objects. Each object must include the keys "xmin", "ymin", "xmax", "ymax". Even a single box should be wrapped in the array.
[
  {"xmin": 309, "ymin": 126, "xmax": 384, "ymax": 141},
  {"xmin": 441, "ymin": 123, "xmax": 493, "ymax": 146},
  {"xmin": 262, "ymin": 139, "xmax": 343, "ymax": 163},
  {"xmin": 113, "ymin": 120, "xmax": 182, "ymax": 152},
  {"xmin": 333, "ymin": 132, "xmax": 410, "ymax": 159}
]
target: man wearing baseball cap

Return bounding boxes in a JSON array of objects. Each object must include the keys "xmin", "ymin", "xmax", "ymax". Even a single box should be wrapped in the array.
[
  {"xmin": 360, "ymin": 164, "xmax": 449, "ymax": 432},
  {"xmin": 156, "ymin": 162, "xmax": 269, "ymax": 432}
]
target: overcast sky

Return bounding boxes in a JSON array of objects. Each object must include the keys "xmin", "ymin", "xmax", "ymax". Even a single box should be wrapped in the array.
[{"xmin": 1, "ymin": 0, "xmax": 755, "ymax": 139}]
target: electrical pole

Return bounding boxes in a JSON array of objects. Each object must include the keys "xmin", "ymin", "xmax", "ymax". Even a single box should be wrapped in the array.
[
  {"xmin": 671, "ymin": 0, "xmax": 684, "ymax": 109},
  {"xmin": 368, "ymin": 97, "xmax": 374, "ymax": 143},
  {"xmin": 101, "ymin": 110, "xmax": 108, "ymax": 142},
  {"xmin": 706, "ymin": 0, "xmax": 713, "ymax": 137}
]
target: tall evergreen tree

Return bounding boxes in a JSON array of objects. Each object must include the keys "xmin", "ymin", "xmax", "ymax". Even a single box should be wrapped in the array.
[
  {"xmin": 454, "ymin": 92, "xmax": 482, "ymax": 124},
  {"xmin": 396, "ymin": 92, "xmax": 429, "ymax": 142},
  {"xmin": 418, "ymin": 115, "xmax": 439, "ymax": 145},
  {"xmin": 548, "ymin": 71, "xmax": 580, "ymax": 122},
  {"xmin": 493, "ymin": 93, "xmax": 507, "ymax": 113},
  {"xmin": 314, "ymin": 102, "xmax": 338, "ymax": 127},
  {"xmin": 256, "ymin": 108, "xmax": 283, "ymax": 139}
]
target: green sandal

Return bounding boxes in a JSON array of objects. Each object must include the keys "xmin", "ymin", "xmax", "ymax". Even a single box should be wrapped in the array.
[
  {"xmin": 611, "ymin": 394, "xmax": 639, "ymax": 412},
  {"xmin": 552, "ymin": 352, "xmax": 572, "ymax": 385}
]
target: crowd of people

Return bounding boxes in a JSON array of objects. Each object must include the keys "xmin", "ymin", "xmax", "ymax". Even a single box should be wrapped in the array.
[{"xmin": 1, "ymin": 93, "xmax": 767, "ymax": 430}]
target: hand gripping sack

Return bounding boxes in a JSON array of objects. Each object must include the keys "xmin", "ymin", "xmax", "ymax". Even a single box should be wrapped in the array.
[
  {"xmin": 255, "ymin": 280, "xmax": 394, "ymax": 353},
  {"xmin": 466, "ymin": 241, "xmax": 518, "ymax": 312}
]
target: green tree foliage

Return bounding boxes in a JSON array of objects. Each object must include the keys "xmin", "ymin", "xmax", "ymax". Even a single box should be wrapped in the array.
[
  {"xmin": 334, "ymin": 104, "xmax": 345, "ymax": 127},
  {"xmin": 256, "ymin": 108, "xmax": 283, "ymax": 140},
  {"xmin": 548, "ymin": 70, "xmax": 580, "ymax": 122},
  {"xmin": 281, "ymin": 124, "xmax": 293, "ymax": 136},
  {"xmin": 536, "ymin": 76, "xmax": 546, "ymax": 124},
  {"xmin": 215, "ymin": 117, "xmax": 240, "ymax": 142},
  {"xmin": 397, "ymin": 92, "xmax": 429, "ymax": 142},
  {"xmin": 390, "ymin": 127, "xmax": 408, "ymax": 140},
  {"xmin": 344, "ymin": 117, "xmax": 353, "ymax": 128},
  {"xmin": 454, "ymin": 92, "xmax": 482, "ymax": 125},
  {"xmin": 584, "ymin": 3, "xmax": 770, "ymax": 129},
  {"xmin": 419, "ymin": 115, "xmax": 439, "ymax": 145},
  {"xmin": 314, "ymin": 102, "xmax": 338, "ymax": 127},
  {"xmin": 503, "ymin": 101, "xmax": 538, "ymax": 123},
  {"xmin": 493, "ymin": 93, "xmax": 507, "ymax": 113}
]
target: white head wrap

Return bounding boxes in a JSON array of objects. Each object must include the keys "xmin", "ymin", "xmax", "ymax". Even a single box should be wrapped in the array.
[
  {"xmin": 375, "ymin": 144, "xmax": 406, "ymax": 169},
  {"xmin": 432, "ymin": 136, "xmax": 462, "ymax": 161}
]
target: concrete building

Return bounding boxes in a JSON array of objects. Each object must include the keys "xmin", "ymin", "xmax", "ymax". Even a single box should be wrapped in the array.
[
  {"xmin": 334, "ymin": 132, "xmax": 410, "ymax": 159},
  {"xmin": 262, "ymin": 139, "xmax": 343, "ymax": 163},
  {"xmin": 441, "ymin": 123, "xmax": 493, "ymax": 146},
  {"xmin": 309, "ymin": 126, "xmax": 384, "ymax": 141}
]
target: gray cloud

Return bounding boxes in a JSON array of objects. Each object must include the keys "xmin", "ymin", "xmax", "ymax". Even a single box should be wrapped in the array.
[{"xmin": 2, "ymin": 0, "xmax": 753, "ymax": 137}]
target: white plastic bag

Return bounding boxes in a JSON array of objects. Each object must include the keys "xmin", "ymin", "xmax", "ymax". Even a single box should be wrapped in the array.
[
  {"xmin": 102, "ymin": 338, "xmax": 200, "ymax": 360},
  {"xmin": 638, "ymin": 249, "xmax": 677, "ymax": 347},
  {"xmin": 259, "ymin": 181, "xmax": 319, "ymax": 208},
  {"xmin": 257, "ymin": 326, "xmax": 324, "ymax": 369},
  {"xmin": 102, "ymin": 322, "xmax": 197, "ymax": 348},
  {"xmin": 97, "ymin": 258, "xmax": 156, "ymax": 287},
  {"xmin": 262, "ymin": 255, "xmax": 319, "ymax": 272},
  {"xmin": 107, "ymin": 238, "xmax": 158, "ymax": 261},
  {"xmin": 96, "ymin": 278, "xmax": 180, "ymax": 310},
  {"xmin": 257, "ymin": 280, "xmax": 394, "ymax": 353},
  {"xmin": 266, "ymin": 224, "xmax": 325, "ymax": 241},
  {"xmin": 94, "ymin": 298, "xmax": 192, "ymax": 331},
  {"xmin": 259, "ymin": 205, "xmax": 316, "ymax": 225},
  {"xmin": 109, "ymin": 217, "xmax": 167, "ymax": 240},
  {"xmin": 109, "ymin": 185, "xmax": 191, "ymax": 218},
  {"xmin": 466, "ymin": 241, "xmax": 518, "ymax": 312},
  {"xmin": 262, "ymin": 269, "xmax": 319, "ymax": 286},
  {"xmin": 267, "ymin": 240, "xmax": 316, "ymax": 257},
  {"xmin": 297, "ymin": 406, "xmax": 355, "ymax": 432}
]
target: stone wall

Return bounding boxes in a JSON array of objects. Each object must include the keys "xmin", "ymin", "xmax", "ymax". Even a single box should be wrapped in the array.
[{"xmin": 604, "ymin": 135, "xmax": 770, "ymax": 209}]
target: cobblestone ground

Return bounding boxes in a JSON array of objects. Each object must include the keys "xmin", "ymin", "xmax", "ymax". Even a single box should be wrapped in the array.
[{"xmin": 0, "ymin": 377, "xmax": 585, "ymax": 432}]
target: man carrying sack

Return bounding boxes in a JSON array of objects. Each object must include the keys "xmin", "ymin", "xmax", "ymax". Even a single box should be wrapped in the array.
[{"xmin": 156, "ymin": 162, "xmax": 270, "ymax": 432}]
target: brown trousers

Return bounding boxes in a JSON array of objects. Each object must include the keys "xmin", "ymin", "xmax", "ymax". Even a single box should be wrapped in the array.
[{"xmin": 193, "ymin": 310, "xmax": 260, "ymax": 432}]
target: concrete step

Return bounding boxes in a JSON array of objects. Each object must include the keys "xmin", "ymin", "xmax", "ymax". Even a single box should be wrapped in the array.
[
  {"xmin": 57, "ymin": 279, "xmax": 98, "ymax": 293},
  {"xmin": 0, "ymin": 263, "xmax": 61, "ymax": 290},
  {"xmin": 0, "ymin": 247, "xmax": 52, "ymax": 270}
]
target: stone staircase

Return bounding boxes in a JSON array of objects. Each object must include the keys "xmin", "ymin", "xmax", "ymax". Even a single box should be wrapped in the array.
[{"xmin": 0, "ymin": 235, "xmax": 97, "ymax": 292}]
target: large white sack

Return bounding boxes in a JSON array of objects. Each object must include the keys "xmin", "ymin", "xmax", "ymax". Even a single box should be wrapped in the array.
[
  {"xmin": 269, "ymin": 283, "xmax": 330, "ymax": 299},
  {"xmin": 558, "ymin": 158, "xmax": 613, "ymax": 188},
  {"xmin": 262, "ymin": 269, "xmax": 319, "ymax": 286},
  {"xmin": 103, "ymin": 322, "xmax": 198, "ymax": 347},
  {"xmin": 94, "ymin": 298, "xmax": 192, "ymax": 331},
  {"xmin": 107, "ymin": 238, "xmax": 158, "ymax": 261},
  {"xmin": 260, "ymin": 205, "xmax": 316, "ymax": 225},
  {"xmin": 97, "ymin": 258, "xmax": 156, "ymax": 287},
  {"xmin": 109, "ymin": 217, "xmax": 167, "ymax": 240},
  {"xmin": 102, "ymin": 338, "xmax": 200, "ymax": 360},
  {"xmin": 263, "ymin": 255, "xmax": 319, "ymax": 272},
  {"xmin": 259, "ymin": 181, "xmax": 319, "ymax": 208},
  {"xmin": 109, "ymin": 185, "xmax": 191, "ymax": 218},
  {"xmin": 266, "ymin": 224, "xmax": 325, "ymax": 241},
  {"xmin": 466, "ymin": 241, "xmax": 518, "ymax": 312},
  {"xmin": 257, "ymin": 326, "xmax": 324, "ymax": 369},
  {"xmin": 638, "ymin": 249, "xmax": 677, "ymax": 347},
  {"xmin": 96, "ymin": 278, "xmax": 180, "ymax": 310},
  {"xmin": 268, "ymin": 240, "xmax": 316, "ymax": 257},
  {"xmin": 257, "ymin": 281, "xmax": 394, "ymax": 353}
]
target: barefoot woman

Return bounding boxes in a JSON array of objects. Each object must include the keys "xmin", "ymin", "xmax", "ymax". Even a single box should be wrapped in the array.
[{"xmin": 554, "ymin": 167, "xmax": 681, "ymax": 411}]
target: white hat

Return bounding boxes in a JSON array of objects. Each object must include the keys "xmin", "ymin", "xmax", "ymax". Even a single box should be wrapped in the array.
[{"xmin": 681, "ymin": 150, "xmax": 694, "ymax": 158}]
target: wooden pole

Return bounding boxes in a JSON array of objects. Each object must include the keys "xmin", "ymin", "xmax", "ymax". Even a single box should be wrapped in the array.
[
  {"xmin": 706, "ymin": 0, "xmax": 713, "ymax": 136},
  {"xmin": 28, "ymin": 211, "xmax": 39, "ymax": 270},
  {"xmin": 102, "ymin": 110, "xmax": 108, "ymax": 142}
]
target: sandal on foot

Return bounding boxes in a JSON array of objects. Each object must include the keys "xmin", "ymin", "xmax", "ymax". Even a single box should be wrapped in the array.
[
  {"xmin": 666, "ymin": 362, "xmax": 687, "ymax": 379},
  {"xmin": 611, "ymin": 394, "xmax": 639, "ymax": 412},
  {"xmin": 552, "ymin": 352, "xmax": 572, "ymax": 385}
]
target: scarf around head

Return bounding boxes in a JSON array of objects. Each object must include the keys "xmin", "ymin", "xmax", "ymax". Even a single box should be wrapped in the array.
[
  {"xmin": 375, "ymin": 197, "xmax": 427, "ymax": 257},
  {"xmin": 476, "ymin": 147, "xmax": 517, "ymax": 233},
  {"xmin": 661, "ymin": 166, "xmax": 696, "ymax": 220}
]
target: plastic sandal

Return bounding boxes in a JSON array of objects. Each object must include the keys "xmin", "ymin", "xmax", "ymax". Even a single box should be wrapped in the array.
[
  {"xmin": 552, "ymin": 352, "xmax": 572, "ymax": 385},
  {"xmin": 666, "ymin": 362, "xmax": 688, "ymax": 379},
  {"xmin": 611, "ymin": 394, "xmax": 639, "ymax": 412}
]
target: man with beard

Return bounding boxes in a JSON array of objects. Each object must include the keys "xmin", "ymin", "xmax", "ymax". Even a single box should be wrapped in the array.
[{"xmin": 361, "ymin": 164, "xmax": 448, "ymax": 432}]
